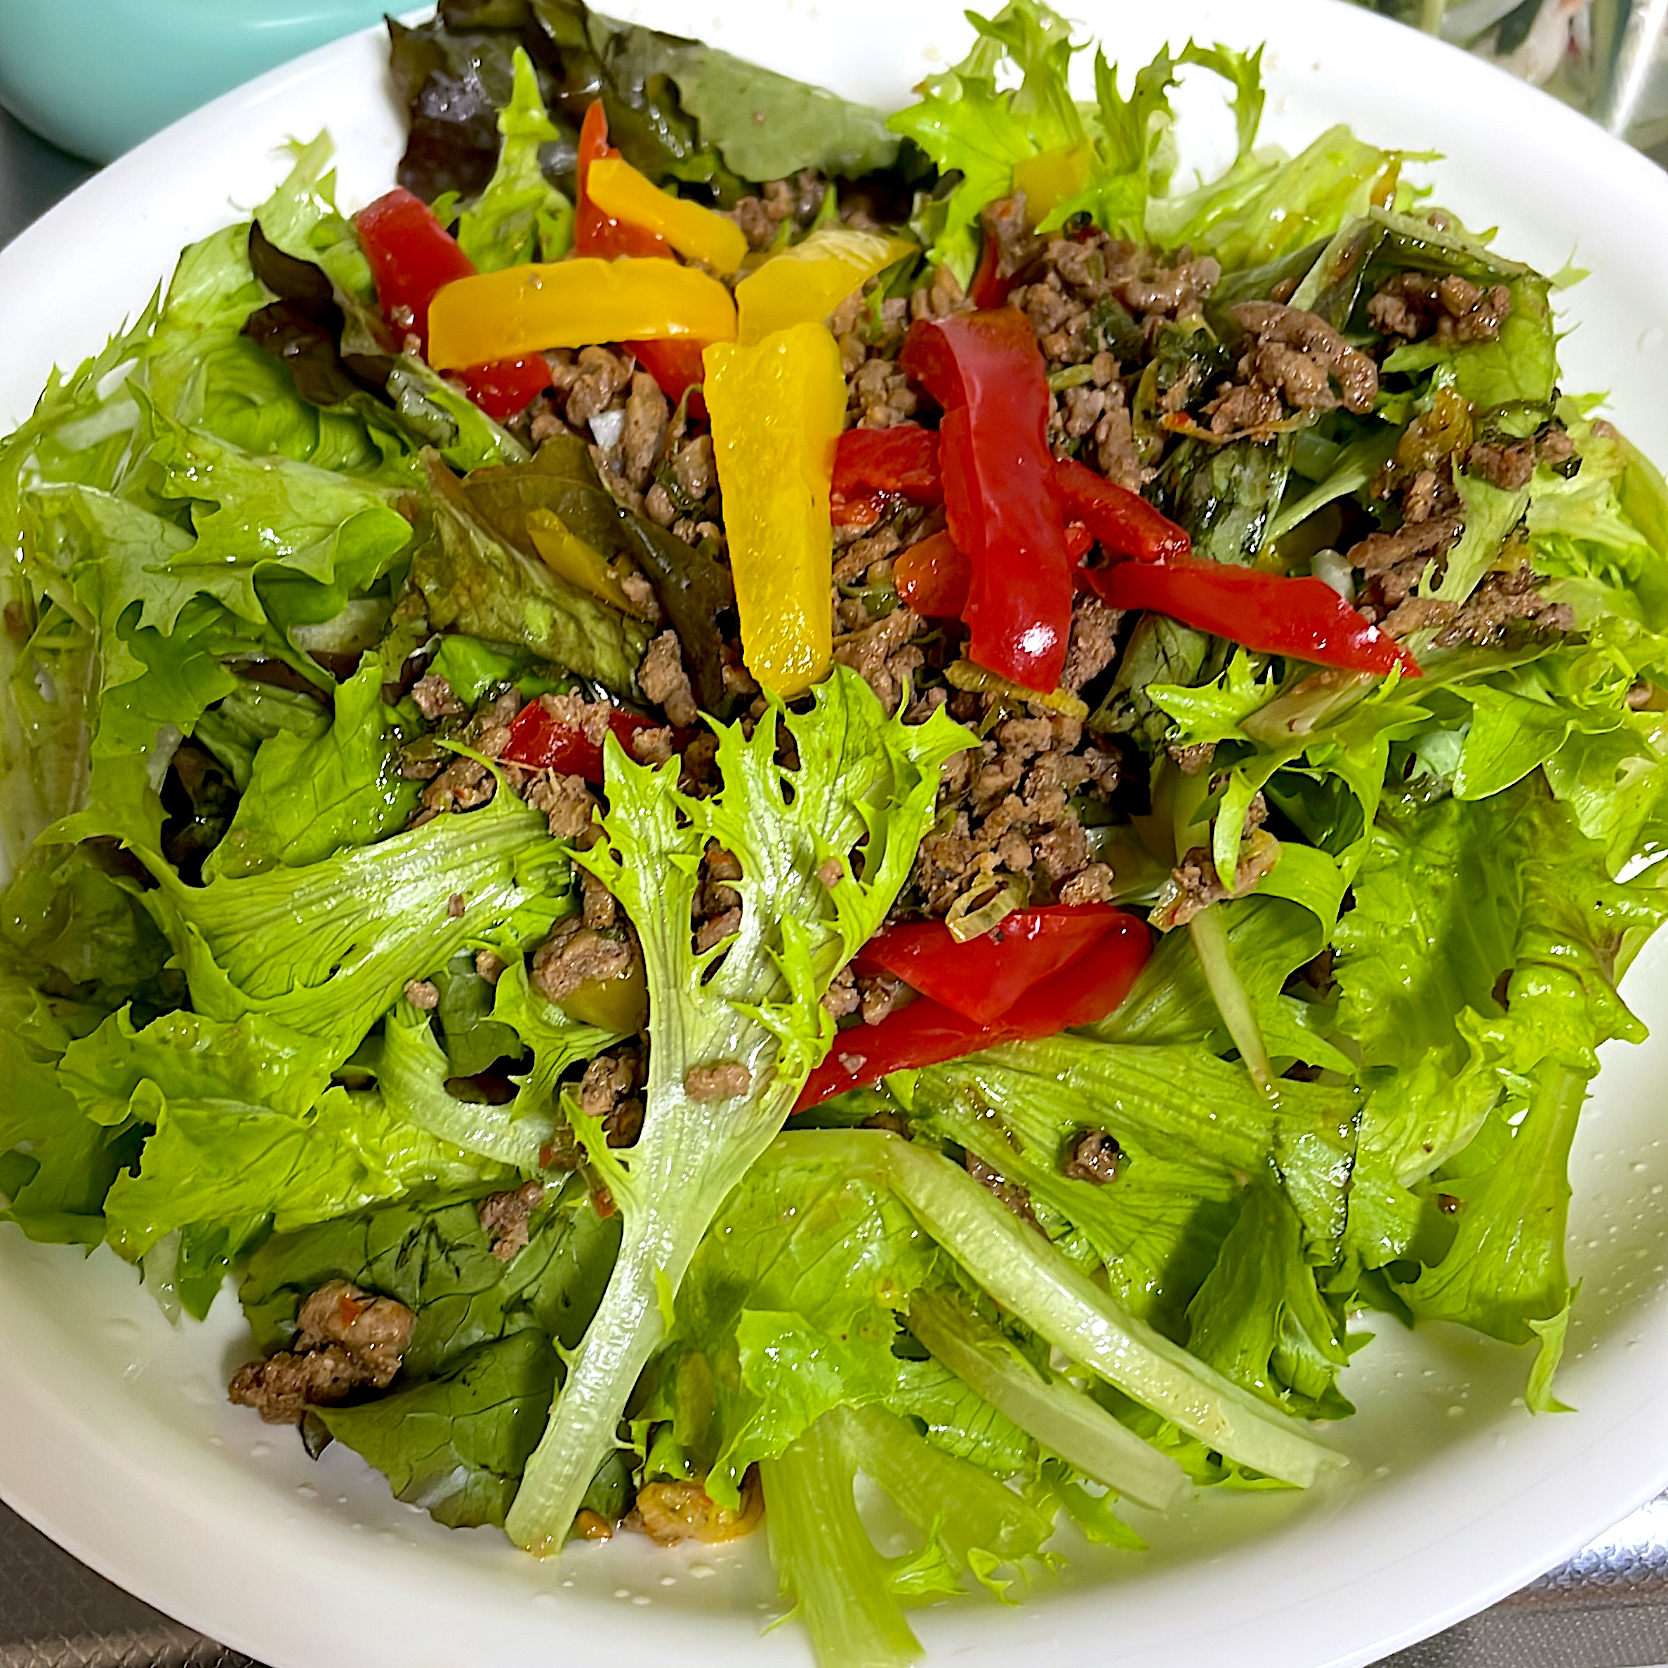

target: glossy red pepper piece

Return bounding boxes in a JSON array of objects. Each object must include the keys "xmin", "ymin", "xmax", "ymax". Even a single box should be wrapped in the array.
[
  {"xmin": 894, "ymin": 531, "xmax": 971, "ymax": 617},
  {"xmin": 1054, "ymin": 455, "xmax": 1191, "ymax": 563},
  {"xmin": 900, "ymin": 309, "xmax": 1073, "ymax": 692},
  {"xmin": 1084, "ymin": 556, "xmax": 1423, "ymax": 679},
  {"xmin": 969, "ymin": 230, "xmax": 1013, "ymax": 310},
  {"xmin": 794, "ymin": 917, "xmax": 1150, "ymax": 1111},
  {"xmin": 499, "ymin": 698, "xmax": 662, "ymax": 783},
  {"xmin": 833, "ymin": 425, "xmax": 942, "ymax": 499},
  {"xmin": 631, "ymin": 338, "xmax": 708, "ymax": 417},
  {"xmin": 354, "ymin": 188, "xmax": 550, "ymax": 422},
  {"xmin": 861, "ymin": 905, "xmax": 1141, "ymax": 1027}
]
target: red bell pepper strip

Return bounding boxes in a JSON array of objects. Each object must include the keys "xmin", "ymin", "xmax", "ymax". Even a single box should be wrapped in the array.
[
  {"xmin": 900, "ymin": 309, "xmax": 1073, "ymax": 692},
  {"xmin": 832, "ymin": 424, "xmax": 943, "ymax": 500},
  {"xmin": 861, "ymin": 904, "xmax": 1142, "ymax": 1027},
  {"xmin": 894, "ymin": 531, "xmax": 971, "ymax": 617},
  {"xmin": 1083, "ymin": 556, "xmax": 1423, "ymax": 679},
  {"xmin": 499, "ymin": 698, "xmax": 662, "ymax": 784},
  {"xmin": 794, "ymin": 916, "xmax": 1150, "ymax": 1111},
  {"xmin": 575, "ymin": 100, "xmax": 714, "ymax": 415},
  {"xmin": 354, "ymin": 188, "xmax": 550, "ymax": 422},
  {"xmin": 575, "ymin": 100, "xmax": 670, "ymax": 260},
  {"xmin": 1054, "ymin": 455, "xmax": 1191, "ymax": 563},
  {"xmin": 969, "ymin": 230, "xmax": 1013, "ymax": 311}
]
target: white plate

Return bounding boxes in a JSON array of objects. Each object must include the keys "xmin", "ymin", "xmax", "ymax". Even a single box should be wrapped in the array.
[{"xmin": 3, "ymin": 3, "xmax": 1667, "ymax": 1665}]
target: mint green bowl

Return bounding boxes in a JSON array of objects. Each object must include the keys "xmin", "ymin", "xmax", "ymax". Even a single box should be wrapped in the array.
[{"xmin": 0, "ymin": 0, "xmax": 398, "ymax": 163}]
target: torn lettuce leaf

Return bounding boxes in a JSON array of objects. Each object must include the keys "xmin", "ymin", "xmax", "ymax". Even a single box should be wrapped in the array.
[{"xmin": 503, "ymin": 668, "xmax": 970, "ymax": 1552}]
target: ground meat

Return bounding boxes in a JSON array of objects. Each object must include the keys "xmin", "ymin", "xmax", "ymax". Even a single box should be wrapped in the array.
[
  {"xmin": 628, "ymin": 724, "xmax": 677, "ymax": 765},
  {"xmin": 1367, "ymin": 271, "xmax": 1511, "ymax": 345},
  {"xmin": 1061, "ymin": 596, "xmax": 1123, "ymax": 692},
  {"xmin": 403, "ymin": 978, "xmax": 440, "ymax": 1010},
  {"xmin": 410, "ymin": 674, "xmax": 464, "ymax": 720},
  {"xmin": 1435, "ymin": 563, "xmax": 1574, "ymax": 646},
  {"xmin": 577, "ymin": 1047, "xmax": 647, "ymax": 1148},
  {"xmin": 965, "ymin": 1152, "xmax": 1037, "ymax": 1224},
  {"xmin": 1151, "ymin": 823, "xmax": 1281, "ymax": 932},
  {"xmin": 524, "ymin": 771, "xmax": 598, "ymax": 842},
  {"xmin": 530, "ymin": 915, "xmax": 634, "ymax": 1001},
  {"xmin": 1057, "ymin": 863, "xmax": 1115, "ymax": 905},
  {"xmin": 632, "ymin": 1472, "xmax": 763, "ymax": 1545},
  {"xmin": 1377, "ymin": 596, "xmax": 1457, "ymax": 639},
  {"xmin": 822, "ymin": 964, "xmax": 860, "ymax": 1019},
  {"xmin": 980, "ymin": 193, "xmax": 1044, "ymax": 288},
  {"xmin": 1029, "ymin": 231, "xmax": 1220, "ymax": 332},
  {"xmin": 406, "ymin": 688, "xmax": 522, "ymax": 826},
  {"xmin": 475, "ymin": 949, "xmax": 506, "ymax": 984},
  {"xmin": 1206, "ymin": 301, "xmax": 1378, "ymax": 435},
  {"xmin": 228, "ymin": 1280, "xmax": 415, "ymax": 1426},
  {"xmin": 1466, "ymin": 425, "xmax": 1579, "ymax": 492},
  {"xmin": 684, "ymin": 1062, "xmax": 752, "ymax": 1102},
  {"xmin": 580, "ymin": 867, "xmax": 617, "ymax": 930},
  {"xmin": 910, "ymin": 263, "xmax": 974, "ymax": 323},
  {"xmin": 1168, "ymin": 741, "xmax": 1217, "ymax": 775},
  {"xmin": 557, "ymin": 345, "xmax": 634, "ymax": 428},
  {"xmin": 1062, "ymin": 1129, "xmax": 1123, "ymax": 1184},
  {"xmin": 1349, "ymin": 514, "xmax": 1466, "ymax": 617},
  {"xmin": 859, "ymin": 970, "xmax": 908, "ymax": 1026},
  {"xmin": 833, "ymin": 605, "xmax": 923, "ymax": 710},
  {"xmin": 638, "ymin": 630, "xmax": 700, "ymax": 727},
  {"xmin": 913, "ymin": 702, "xmax": 1121, "ymax": 918},
  {"xmin": 694, "ymin": 906, "xmax": 742, "ymax": 954},
  {"xmin": 619, "ymin": 371, "xmax": 669, "ymax": 490},
  {"xmin": 670, "ymin": 433, "xmax": 717, "ymax": 501},
  {"xmin": 850, "ymin": 355, "xmax": 919, "ymax": 429},
  {"xmin": 477, "ymin": 1180, "xmax": 545, "ymax": 1262},
  {"xmin": 411, "ymin": 755, "xmax": 496, "ymax": 822}
]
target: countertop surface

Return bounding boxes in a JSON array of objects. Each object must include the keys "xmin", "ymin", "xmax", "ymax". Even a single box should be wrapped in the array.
[{"xmin": 3, "ymin": 91, "xmax": 1668, "ymax": 1668}]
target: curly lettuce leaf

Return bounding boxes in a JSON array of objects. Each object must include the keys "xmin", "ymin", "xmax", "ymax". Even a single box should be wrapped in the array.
[
  {"xmin": 137, "ymin": 785, "xmax": 571, "ymax": 1066},
  {"xmin": 454, "ymin": 49, "xmax": 575, "ymax": 272},
  {"xmin": 503, "ymin": 668, "xmax": 969, "ymax": 1552}
]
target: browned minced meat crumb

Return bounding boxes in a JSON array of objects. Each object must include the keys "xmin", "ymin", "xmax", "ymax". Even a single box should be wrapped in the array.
[
  {"xmin": 1465, "ymin": 425, "xmax": 1578, "ymax": 492},
  {"xmin": 410, "ymin": 673, "xmax": 464, "ymax": 720},
  {"xmin": 477, "ymin": 1179, "xmax": 545, "ymax": 1262},
  {"xmin": 1168, "ymin": 741, "xmax": 1216, "ymax": 776},
  {"xmin": 684, "ymin": 1061, "xmax": 753, "ymax": 1102},
  {"xmin": 228, "ymin": 1280, "xmax": 415, "ymax": 1427},
  {"xmin": 910, "ymin": 262, "xmax": 975, "ymax": 323},
  {"xmin": 915, "ymin": 707, "xmax": 1121, "ymax": 917},
  {"xmin": 631, "ymin": 1471, "xmax": 764, "ymax": 1545},
  {"xmin": 1349, "ymin": 515, "xmax": 1465, "ymax": 620},
  {"xmin": 1204, "ymin": 301, "xmax": 1378, "ymax": 436},
  {"xmin": 550, "ymin": 344, "xmax": 634, "ymax": 428},
  {"xmin": 726, "ymin": 172, "xmax": 827, "ymax": 251},
  {"xmin": 475, "ymin": 949, "xmax": 507, "ymax": 984},
  {"xmin": 405, "ymin": 688, "xmax": 521, "ymax": 826},
  {"xmin": 530, "ymin": 915, "xmax": 635, "ymax": 1002},
  {"xmin": 1367, "ymin": 271, "xmax": 1511, "ymax": 345},
  {"xmin": 979, "ymin": 192, "xmax": 1044, "ymax": 290},
  {"xmin": 580, "ymin": 867, "xmax": 617, "ymax": 930},
  {"xmin": 639, "ymin": 629, "xmax": 700, "ymax": 728},
  {"xmin": 833, "ymin": 605, "xmax": 924, "ymax": 710},
  {"xmin": 524, "ymin": 770, "xmax": 598, "ymax": 843},
  {"xmin": 619, "ymin": 371, "xmax": 669, "ymax": 491},
  {"xmin": 1151, "ymin": 796, "xmax": 1280, "ymax": 932},
  {"xmin": 965, "ymin": 1152, "xmax": 1037, "ymax": 1224},
  {"xmin": 403, "ymin": 977, "xmax": 440, "ymax": 1010},
  {"xmin": 447, "ymin": 892, "xmax": 466, "ymax": 919},
  {"xmin": 1062, "ymin": 1130, "xmax": 1123, "ymax": 1184},
  {"xmin": 578, "ymin": 1046, "xmax": 646, "ymax": 1149},
  {"xmin": 1435, "ymin": 563, "xmax": 1575, "ymax": 647},
  {"xmin": 817, "ymin": 856, "xmax": 845, "ymax": 888},
  {"xmin": 1061, "ymin": 596, "xmax": 1123, "ymax": 693}
]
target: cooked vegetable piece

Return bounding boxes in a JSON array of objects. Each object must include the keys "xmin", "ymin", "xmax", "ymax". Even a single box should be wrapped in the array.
[
  {"xmin": 586, "ymin": 157, "xmax": 748, "ymax": 273},
  {"xmin": 735, "ymin": 227, "xmax": 916, "ymax": 342},
  {"xmin": 900, "ymin": 308, "xmax": 1074, "ymax": 692},
  {"xmin": 703, "ymin": 323, "xmax": 846, "ymax": 697},
  {"xmin": 426, "ymin": 259, "xmax": 737, "ymax": 369},
  {"xmin": 1084, "ymin": 555, "xmax": 1422, "ymax": 678},
  {"xmin": 354, "ymin": 187, "xmax": 550, "ymax": 420}
]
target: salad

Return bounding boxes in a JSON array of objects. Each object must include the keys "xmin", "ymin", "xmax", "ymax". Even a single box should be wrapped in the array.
[{"xmin": 4, "ymin": 1, "xmax": 1668, "ymax": 1662}]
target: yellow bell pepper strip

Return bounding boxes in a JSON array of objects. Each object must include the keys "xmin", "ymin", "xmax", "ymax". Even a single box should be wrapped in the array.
[
  {"xmin": 525, "ymin": 509, "xmax": 655, "ymax": 619},
  {"xmin": 584, "ymin": 156, "xmax": 749, "ymax": 275},
  {"xmin": 559, "ymin": 960, "xmax": 649, "ymax": 1033},
  {"xmin": 703, "ymin": 322, "xmax": 845, "ymax": 696},
  {"xmin": 1011, "ymin": 140, "xmax": 1093, "ymax": 224},
  {"xmin": 427, "ymin": 258, "xmax": 738, "ymax": 370},
  {"xmin": 734, "ymin": 227, "xmax": 916, "ymax": 344}
]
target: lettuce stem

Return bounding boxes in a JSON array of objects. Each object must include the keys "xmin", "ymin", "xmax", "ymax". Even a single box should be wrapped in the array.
[
  {"xmin": 761, "ymin": 1414, "xmax": 923, "ymax": 1668},
  {"xmin": 1188, "ymin": 903, "xmax": 1277, "ymax": 1093},
  {"xmin": 906, "ymin": 1289, "xmax": 1188, "ymax": 1510}
]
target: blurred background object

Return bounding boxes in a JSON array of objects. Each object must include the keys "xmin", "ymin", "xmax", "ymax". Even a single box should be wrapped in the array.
[
  {"xmin": 0, "ymin": 0, "xmax": 393, "ymax": 163},
  {"xmin": 1349, "ymin": 0, "xmax": 1668, "ymax": 164}
]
